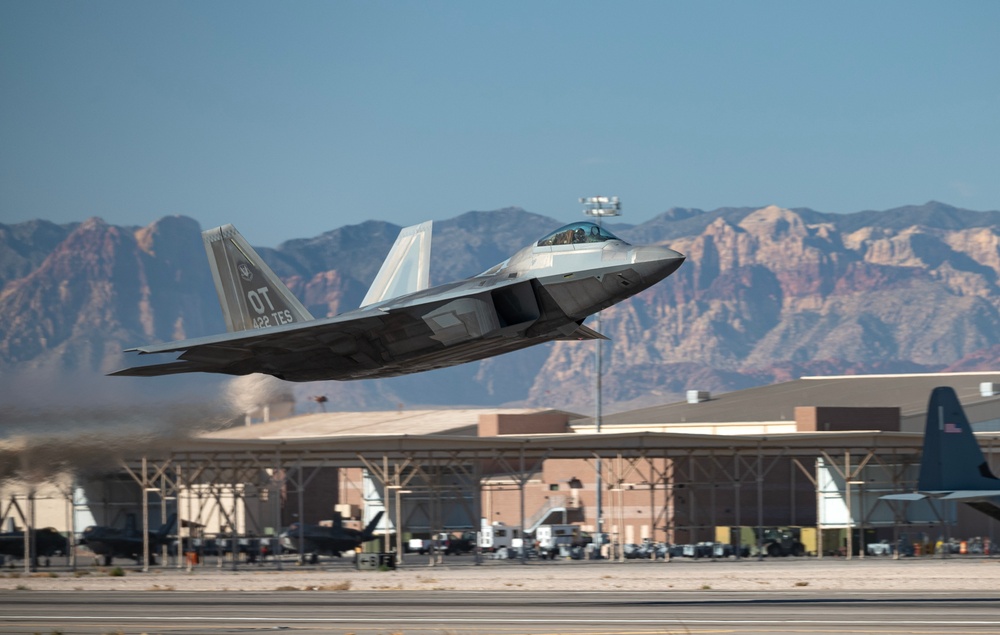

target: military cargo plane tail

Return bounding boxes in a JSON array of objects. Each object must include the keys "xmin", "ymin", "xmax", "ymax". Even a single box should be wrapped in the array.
[
  {"xmin": 919, "ymin": 387, "xmax": 1000, "ymax": 493},
  {"xmin": 203, "ymin": 224, "xmax": 314, "ymax": 333},
  {"xmin": 883, "ymin": 387, "xmax": 1000, "ymax": 521}
]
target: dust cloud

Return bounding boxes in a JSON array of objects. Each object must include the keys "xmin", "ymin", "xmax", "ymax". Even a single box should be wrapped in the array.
[{"xmin": 0, "ymin": 373, "xmax": 295, "ymax": 484}]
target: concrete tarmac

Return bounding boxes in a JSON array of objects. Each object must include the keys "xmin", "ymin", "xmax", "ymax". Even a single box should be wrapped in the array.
[
  {"xmin": 3, "ymin": 557, "xmax": 1000, "ymax": 634},
  {"xmin": 2, "ymin": 589, "xmax": 1000, "ymax": 634}
]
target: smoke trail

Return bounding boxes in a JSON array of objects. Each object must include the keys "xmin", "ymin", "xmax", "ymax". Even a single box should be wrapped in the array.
[{"xmin": 0, "ymin": 373, "xmax": 302, "ymax": 483}]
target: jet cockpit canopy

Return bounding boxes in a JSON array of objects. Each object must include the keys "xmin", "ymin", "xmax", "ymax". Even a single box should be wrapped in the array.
[{"xmin": 535, "ymin": 221, "xmax": 626, "ymax": 247}]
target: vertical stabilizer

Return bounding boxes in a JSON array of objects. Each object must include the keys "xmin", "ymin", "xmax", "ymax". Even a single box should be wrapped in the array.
[
  {"xmin": 360, "ymin": 221, "xmax": 432, "ymax": 307},
  {"xmin": 919, "ymin": 387, "xmax": 1000, "ymax": 491},
  {"xmin": 203, "ymin": 225, "xmax": 314, "ymax": 332},
  {"xmin": 362, "ymin": 511, "xmax": 385, "ymax": 539},
  {"xmin": 156, "ymin": 514, "xmax": 177, "ymax": 539}
]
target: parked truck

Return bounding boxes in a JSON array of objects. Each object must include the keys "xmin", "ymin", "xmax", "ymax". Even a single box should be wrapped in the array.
[
  {"xmin": 479, "ymin": 522, "xmax": 522, "ymax": 554},
  {"xmin": 407, "ymin": 531, "xmax": 476, "ymax": 555},
  {"xmin": 715, "ymin": 525, "xmax": 815, "ymax": 557},
  {"xmin": 758, "ymin": 527, "xmax": 807, "ymax": 557},
  {"xmin": 534, "ymin": 524, "xmax": 588, "ymax": 559}
]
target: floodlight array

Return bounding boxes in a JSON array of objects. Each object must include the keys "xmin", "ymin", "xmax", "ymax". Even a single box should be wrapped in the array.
[{"xmin": 580, "ymin": 195, "xmax": 622, "ymax": 217}]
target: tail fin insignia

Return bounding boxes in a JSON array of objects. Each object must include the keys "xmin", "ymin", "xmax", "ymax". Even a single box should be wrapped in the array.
[{"xmin": 203, "ymin": 225, "xmax": 314, "ymax": 332}]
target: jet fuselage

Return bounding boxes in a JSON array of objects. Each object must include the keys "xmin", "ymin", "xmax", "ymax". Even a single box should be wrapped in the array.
[
  {"xmin": 112, "ymin": 221, "xmax": 684, "ymax": 382},
  {"xmin": 346, "ymin": 234, "xmax": 684, "ymax": 381}
]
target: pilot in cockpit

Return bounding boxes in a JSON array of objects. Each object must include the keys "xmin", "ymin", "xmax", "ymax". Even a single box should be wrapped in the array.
[
  {"xmin": 552, "ymin": 228, "xmax": 574, "ymax": 245},
  {"xmin": 536, "ymin": 222, "xmax": 625, "ymax": 248}
]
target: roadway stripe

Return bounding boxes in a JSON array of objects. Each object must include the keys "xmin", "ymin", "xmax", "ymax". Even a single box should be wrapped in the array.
[{"xmin": 6, "ymin": 615, "xmax": 1000, "ymax": 626}]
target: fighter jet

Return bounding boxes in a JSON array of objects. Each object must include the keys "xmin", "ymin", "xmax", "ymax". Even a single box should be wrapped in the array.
[
  {"xmin": 111, "ymin": 220, "xmax": 684, "ymax": 381},
  {"xmin": 280, "ymin": 511, "xmax": 384, "ymax": 559},
  {"xmin": 79, "ymin": 513, "xmax": 177, "ymax": 565},
  {"xmin": 0, "ymin": 525, "xmax": 65, "ymax": 566},
  {"xmin": 882, "ymin": 387, "xmax": 1000, "ymax": 521}
]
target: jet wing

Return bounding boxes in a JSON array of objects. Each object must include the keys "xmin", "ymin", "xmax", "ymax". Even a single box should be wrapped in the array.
[{"xmin": 111, "ymin": 309, "xmax": 393, "ymax": 380}]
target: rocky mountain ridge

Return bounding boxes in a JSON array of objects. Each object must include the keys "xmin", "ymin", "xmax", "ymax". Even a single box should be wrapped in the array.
[{"xmin": 2, "ymin": 202, "xmax": 998, "ymax": 415}]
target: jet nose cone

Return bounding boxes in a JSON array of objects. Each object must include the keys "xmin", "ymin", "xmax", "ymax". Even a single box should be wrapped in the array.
[
  {"xmin": 627, "ymin": 245, "xmax": 685, "ymax": 285},
  {"xmin": 633, "ymin": 245, "xmax": 685, "ymax": 265},
  {"xmin": 631, "ymin": 245, "xmax": 686, "ymax": 279}
]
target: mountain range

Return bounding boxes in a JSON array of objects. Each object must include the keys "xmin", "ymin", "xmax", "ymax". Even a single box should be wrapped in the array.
[{"xmin": 2, "ymin": 201, "xmax": 999, "ymax": 422}]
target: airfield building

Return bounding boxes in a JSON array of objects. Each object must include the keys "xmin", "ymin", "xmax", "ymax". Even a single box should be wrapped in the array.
[{"xmin": 3, "ymin": 371, "xmax": 1000, "ymax": 563}]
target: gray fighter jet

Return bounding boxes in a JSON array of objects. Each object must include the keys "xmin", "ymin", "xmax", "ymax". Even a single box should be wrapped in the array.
[
  {"xmin": 79, "ymin": 513, "xmax": 177, "ymax": 566},
  {"xmin": 0, "ymin": 526, "xmax": 65, "ymax": 566},
  {"xmin": 112, "ymin": 220, "xmax": 684, "ymax": 381},
  {"xmin": 280, "ymin": 511, "xmax": 384, "ymax": 559}
]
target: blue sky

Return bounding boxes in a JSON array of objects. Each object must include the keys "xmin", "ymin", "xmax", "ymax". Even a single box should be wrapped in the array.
[{"xmin": 2, "ymin": 0, "xmax": 998, "ymax": 246}]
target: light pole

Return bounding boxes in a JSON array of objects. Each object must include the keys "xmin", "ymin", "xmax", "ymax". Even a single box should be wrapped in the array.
[{"xmin": 580, "ymin": 196, "xmax": 621, "ymax": 557}]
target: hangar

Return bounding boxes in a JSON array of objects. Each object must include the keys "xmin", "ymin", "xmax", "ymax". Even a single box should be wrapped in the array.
[{"xmin": 2, "ymin": 371, "xmax": 999, "ymax": 570}]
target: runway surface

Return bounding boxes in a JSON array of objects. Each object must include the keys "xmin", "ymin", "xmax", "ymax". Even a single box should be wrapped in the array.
[{"xmin": 3, "ymin": 589, "xmax": 1000, "ymax": 635}]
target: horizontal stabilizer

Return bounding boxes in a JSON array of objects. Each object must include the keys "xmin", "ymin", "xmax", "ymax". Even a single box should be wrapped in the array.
[
  {"xmin": 109, "ymin": 360, "xmax": 207, "ymax": 377},
  {"xmin": 557, "ymin": 324, "xmax": 609, "ymax": 341},
  {"xmin": 880, "ymin": 493, "xmax": 928, "ymax": 501},
  {"xmin": 361, "ymin": 221, "xmax": 432, "ymax": 307},
  {"xmin": 941, "ymin": 491, "xmax": 1000, "ymax": 501}
]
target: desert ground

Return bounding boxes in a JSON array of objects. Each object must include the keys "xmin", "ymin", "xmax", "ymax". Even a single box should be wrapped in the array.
[{"xmin": 3, "ymin": 556, "xmax": 1000, "ymax": 594}]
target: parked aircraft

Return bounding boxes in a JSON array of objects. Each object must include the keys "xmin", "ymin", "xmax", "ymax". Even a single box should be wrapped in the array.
[
  {"xmin": 882, "ymin": 387, "xmax": 1000, "ymax": 521},
  {"xmin": 112, "ymin": 220, "xmax": 684, "ymax": 381},
  {"xmin": 0, "ymin": 526, "xmax": 65, "ymax": 565},
  {"xmin": 79, "ymin": 513, "xmax": 177, "ymax": 565},
  {"xmin": 279, "ymin": 511, "xmax": 384, "ymax": 559}
]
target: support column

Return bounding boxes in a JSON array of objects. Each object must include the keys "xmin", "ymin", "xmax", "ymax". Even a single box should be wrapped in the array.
[
  {"xmin": 648, "ymin": 459, "xmax": 656, "ymax": 547},
  {"xmin": 518, "ymin": 446, "xmax": 526, "ymax": 564},
  {"xmin": 273, "ymin": 451, "xmax": 283, "ymax": 570},
  {"xmin": 142, "ymin": 457, "xmax": 150, "ymax": 572},
  {"xmin": 161, "ymin": 477, "xmax": 169, "ymax": 568},
  {"xmin": 734, "ymin": 451, "xmax": 742, "ymax": 560},
  {"xmin": 845, "ymin": 451, "xmax": 853, "ymax": 561},
  {"xmin": 296, "ymin": 459, "xmax": 305, "ymax": 565},
  {"xmin": 756, "ymin": 447, "xmax": 763, "ymax": 561},
  {"xmin": 66, "ymin": 480, "xmax": 76, "ymax": 571},
  {"xmin": 25, "ymin": 491, "xmax": 35, "ymax": 574}
]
